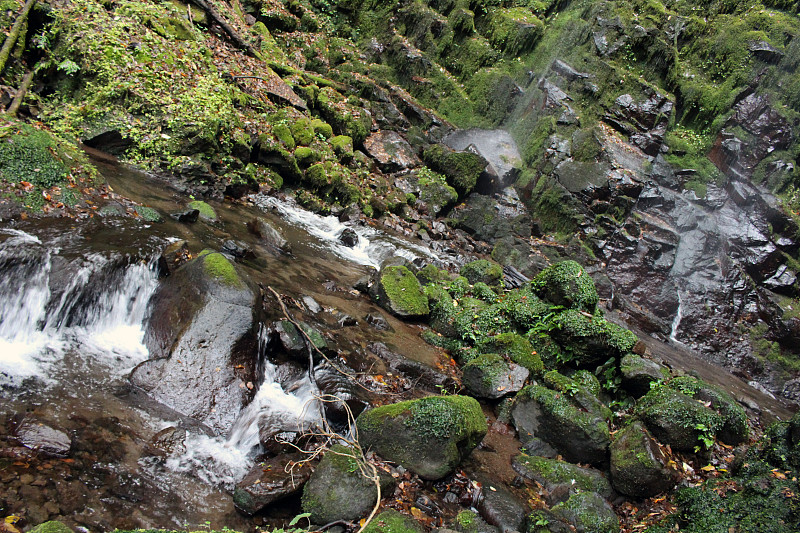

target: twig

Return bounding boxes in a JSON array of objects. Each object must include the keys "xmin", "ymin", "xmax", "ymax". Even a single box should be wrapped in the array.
[{"xmin": 6, "ymin": 66, "xmax": 34, "ymax": 117}]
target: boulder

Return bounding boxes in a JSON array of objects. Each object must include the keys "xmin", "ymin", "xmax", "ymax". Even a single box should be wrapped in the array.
[
  {"xmin": 550, "ymin": 491, "xmax": 618, "ymax": 533},
  {"xmin": 610, "ymin": 421, "xmax": 678, "ymax": 499},
  {"xmin": 373, "ymin": 265, "xmax": 430, "ymax": 319},
  {"xmin": 551, "ymin": 310, "xmax": 637, "ymax": 367},
  {"xmin": 511, "ymin": 385, "xmax": 610, "ymax": 465},
  {"xmin": 356, "ymin": 395, "xmax": 487, "ymax": 480},
  {"xmin": 301, "ymin": 444, "xmax": 384, "ymax": 523},
  {"xmin": 28, "ymin": 522, "xmax": 74, "ymax": 533},
  {"xmin": 667, "ymin": 376, "xmax": 749, "ymax": 446},
  {"xmin": 233, "ymin": 454, "xmax": 312, "ymax": 515},
  {"xmin": 533, "ymin": 260, "xmax": 598, "ymax": 312},
  {"xmin": 461, "ymin": 259, "xmax": 504, "ymax": 288},
  {"xmin": 620, "ymin": 353, "xmax": 670, "ymax": 397},
  {"xmin": 453, "ymin": 510, "xmax": 500, "ymax": 533},
  {"xmin": 462, "ymin": 354, "xmax": 529, "ymax": 399},
  {"xmin": 339, "ymin": 227, "xmax": 359, "ymax": 247},
  {"xmin": 362, "ymin": 510, "xmax": 425, "ymax": 533},
  {"xmin": 472, "ymin": 472, "xmax": 528, "ymax": 533},
  {"xmin": 512, "ymin": 454, "xmax": 613, "ymax": 504},
  {"xmin": 133, "ymin": 251, "xmax": 254, "ymax": 434},
  {"xmin": 12, "ymin": 417, "xmax": 72, "ymax": 458},
  {"xmin": 635, "ymin": 385, "xmax": 723, "ymax": 452},
  {"xmin": 363, "ymin": 130, "xmax": 422, "ymax": 172}
]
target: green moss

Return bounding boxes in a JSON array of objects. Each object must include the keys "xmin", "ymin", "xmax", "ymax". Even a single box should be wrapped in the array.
[
  {"xmin": 533, "ymin": 260, "xmax": 599, "ymax": 313},
  {"xmin": 463, "ymin": 353, "xmax": 508, "ymax": 388},
  {"xmin": 514, "ymin": 453, "xmax": 611, "ymax": 495},
  {"xmin": 273, "ymin": 123, "xmax": 296, "ymax": 150},
  {"xmin": 667, "ymin": 376, "xmax": 749, "ymax": 444},
  {"xmin": 291, "ymin": 117, "xmax": 315, "ymax": 146},
  {"xmin": 422, "ymin": 144, "xmax": 486, "ymax": 198},
  {"xmin": 294, "ymin": 146, "xmax": 320, "ymax": 166},
  {"xmin": 572, "ymin": 370, "xmax": 602, "ymax": 397},
  {"xmin": 553, "ymin": 309, "xmax": 637, "ymax": 364},
  {"xmin": 416, "ymin": 264, "xmax": 453, "ymax": 285},
  {"xmin": 362, "ymin": 509, "xmax": 423, "ymax": 533},
  {"xmin": 28, "ymin": 522, "xmax": 74, "ymax": 533},
  {"xmin": 379, "ymin": 265, "xmax": 430, "ymax": 317},
  {"xmin": 330, "ymin": 135, "xmax": 354, "ymax": 158},
  {"xmin": 486, "ymin": 8, "xmax": 544, "ymax": 56},
  {"xmin": 311, "ymin": 118, "xmax": 334, "ymax": 139},
  {"xmin": 200, "ymin": 250, "xmax": 243, "ymax": 288},
  {"xmin": 471, "ymin": 281, "xmax": 498, "ymax": 303},
  {"xmin": 187, "ymin": 200, "xmax": 217, "ymax": 220},
  {"xmin": 460, "ymin": 259, "xmax": 503, "ymax": 287},
  {"xmin": 498, "ymin": 286, "xmax": 551, "ymax": 330},
  {"xmin": 483, "ymin": 332, "xmax": 543, "ymax": 374},
  {"xmin": 305, "ymin": 162, "xmax": 329, "ymax": 188},
  {"xmin": 134, "ymin": 205, "xmax": 162, "ymax": 222},
  {"xmin": 551, "ymin": 492, "xmax": 618, "ymax": 533},
  {"xmin": 0, "ymin": 125, "xmax": 69, "ymax": 188},
  {"xmin": 635, "ymin": 385, "xmax": 724, "ymax": 450}
]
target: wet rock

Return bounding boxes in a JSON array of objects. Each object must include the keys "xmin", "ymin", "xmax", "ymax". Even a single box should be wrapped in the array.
[
  {"xmin": 339, "ymin": 228, "xmax": 359, "ymax": 247},
  {"xmin": 533, "ymin": 260, "xmax": 598, "ymax": 313},
  {"xmin": 222, "ymin": 239, "xmax": 255, "ymax": 260},
  {"xmin": 159, "ymin": 239, "xmax": 190, "ymax": 273},
  {"xmin": 620, "ymin": 354, "xmax": 670, "ymax": 397},
  {"xmin": 303, "ymin": 296, "xmax": 322, "ymax": 314},
  {"xmin": 257, "ymin": 412, "xmax": 303, "ymax": 455},
  {"xmin": 462, "ymin": 355, "xmax": 529, "ymax": 399},
  {"xmin": 247, "ymin": 217, "xmax": 292, "ymax": 254},
  {"xmin": 523, "ymin": 509, "xmax": 572, "ymax": 533},
  {"xmin": 748, "ymin": 40, "xmax": 783, "ymax": 63},
  {"xmin": 144, "ymin": 426, "xmax": 186, "ymax": 457},
  {"xmin": 365, "ymin": 313, "xmax": 392, "ymax": 331},
  {"xmin": 233, "ymin": 453, "xmax": 312, "ymax": 515},
  {"xmin": 356, "ymin": 395, "xmax": 487, "ymax": 480},
  {"xmin": 301, "ymin": 444, "xmax": 389, "ymax": 523},
  {"xmin": 610, "ymin": 421, "xmax": 678, "ymax": 499},
  {"xmin": 607, "ymin": 91, "xmax": 673, "ymax": 155},
  {"xmin": 369, "ymin": 342, "xmax": 457, "ymax": 391},
  {"xmin": 173, "ymin": 208, "xmax": 199, "ymax": 223},
  {"xmin": 635, "ymin": 386, "xmax": 723, "ymax": 452},
  {"xmin": 363, "ymin": 130, "xmax": 421, "ymax": 172},
  {"xmin": 511, "ymin": 385, "xmax": 610, "ymax": 465},
  {"xmin": 512, "ymin": 454, "xmax": 613, "ymax": 505},
  {"xmin": 134, "ymin": 251, "xmax": 254, "ymax": 435},
  {"xmin": 444, "ymin": 130, "xmax": 522, "ymax": 192},
  {"xmin": 372, "ymin": 265, "xmax": 429, "ymax": 319},
  {"xmin": 450, "ymin": 194, "xmax": 531, "ymax": 244},
  {"xmin": 362, "ymin": 509, "xmax": 425, "ymax": 533},
  {"xmin": 551, "ymin": 491, "xmax": 618, "ymax": 533},
  {"xmin": 471, "ymin": 473, "xmax": 527, "ymax": 533},
  {"xmin": 12, "ymin": 417, "xmax": 71, "ymax": 458}
]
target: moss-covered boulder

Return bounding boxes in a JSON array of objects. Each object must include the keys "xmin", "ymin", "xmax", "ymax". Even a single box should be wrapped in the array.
[
  {"xmin": 542, "ymin": 371, "xmax": 612, "ymax": 421},
  {"xmin": 356, "ymin": 395, "xmax": 487, "ymax": 480},
  {"xmin": 513, "ymin": 454, "xmax": 613, "ymax": 501},
  {"xmin": 362, "ymin": 509, "xmax": 425, "ymax": 533},
  {"xmin": 187, "ymin": 200, "xmax": 217, "ymax": 221},
  {"xmin": 460, "ymin": 259, "xmax": 504, "ymax": 287},
  {"xmin": 28, "ymin": 522, "xmax": 74, "ymax": 533},
  {"xmin": 620, "ymin": 353, "xmax": 670, "ymax": 398},
  {"xmin": 609, "ymin": 421, "xmax": 679, "ymax": 499},
  {"xmin": 481, "ymin": 332, "xmax": 543, "ymax": 374},
  {"xmin": 532, "ymin": 261, "xmax": 598, "ymax": 313},
  {"xmin": 550, "ymin": 491, "xmax": 619, "ymax": 533},
  {"xmin": 453, "ymin": 509, "xmax": 498, "ymax": 533},
  {"xmin": 422, "ymin": 144, "xmax": 487, "ymax": 198},
  {"xmin": 635, "ymin": 385, "xmax": 724, "ymax": 452},
  {"xmin": 551, "ymin": 310, "xmax": 637, "ymax": 367},
  {"xmin": 416, "ymin": 264, "xmax": 453, "ymax": 285},
  {"xmin": 511, "ymin": 385, "xmax": 610, "ymax": 465},
  {"xmin": 374, "ymin": 265, "xmax": 430, "ymax": 319},
  {"xmin": 462, "ymin": 354, "xmax": 529, "ymax": 399},
  {"xmin": 200, "ymin": 250, "xmax": 244, "ymax": 288},
  {"xmin": 301, "ymin": 444, "xmax": 384, "ymax": 523},
  {"xmin": 667, "ymin": 376, "xmax": 749, "ymax": 446}
]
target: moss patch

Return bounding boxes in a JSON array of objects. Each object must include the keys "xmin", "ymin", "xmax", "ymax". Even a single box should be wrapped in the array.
[
  {"xmin": 200, "ymin": 250, "xmax": 243, "ymax": 288},
  {"xmin": 188, "ymin": 200, "xmax": 217, "ymax": 220}
]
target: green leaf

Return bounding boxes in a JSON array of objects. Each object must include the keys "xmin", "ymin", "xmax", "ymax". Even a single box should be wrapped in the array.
[{"xmin": 289, "ymin": 512, "xmax": 312, "ymax": 526}]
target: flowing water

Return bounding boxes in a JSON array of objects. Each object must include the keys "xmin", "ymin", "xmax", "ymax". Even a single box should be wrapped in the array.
[{"xmin": 0, "ymin": 160, "xmax": 450, "ymax": 531}]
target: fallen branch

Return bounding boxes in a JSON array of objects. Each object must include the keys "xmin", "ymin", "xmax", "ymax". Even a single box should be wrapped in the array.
[
  {"xmin": 188, "ymin": 0, "xmax": 259, "ymax": 58},
  {"xmin": 6, "ymin": 67, "xmax": 34, "ymax": 117},
  {"xmin": 0, "ymin": 0, "xmax": 36, "ymax": 76}
]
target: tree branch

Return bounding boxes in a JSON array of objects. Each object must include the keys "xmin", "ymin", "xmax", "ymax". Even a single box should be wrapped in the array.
[{"xmin": 0, "ymin": 0, "xmax": 36, "ymax": 76}]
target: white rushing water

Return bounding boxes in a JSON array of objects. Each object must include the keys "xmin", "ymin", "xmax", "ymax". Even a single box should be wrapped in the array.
[
  {"xmin": 256, "ymin": 195, "xmax": 439, "ymax": 268},
  {"xmin": 670, "ymin": 289, "xmax": 684, "ymax": 343},
  {"xmin": 0, "ymin": 229, "xmax": 159, "ymax": 387}
]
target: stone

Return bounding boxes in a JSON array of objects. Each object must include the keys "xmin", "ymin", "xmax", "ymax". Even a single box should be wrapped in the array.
[
  {"xmin": 460, "ymin": 259, "xmax": 504, "ymax": 287},
  {"xmin": 533, "ymin": 260, "xmax": 598, "ymax": 312},
  {"xmin": 373, "ymin": 265, "xmax": 430, "ymax": 319},
  {"xmin": 369, "ymin": 342, "xmax": 457, "ymax": 391},
  {"xmin": 28, "ymin": 521, "xmax": 74, "ymax": 533},
  {"xmin": 301, "ymin": 444, "xmax": 386, "ymax": 523},
  {"xmin": 667, "ymin": 376, "xmax": 749, "ymax": 446},
  {"xmin": 512, "ymin": 454, "xmax": 613, "ymax": 504},
  {"xmin": 620, "ymin": 354, "xmax": 670, "ymax": 397},
  {"xmin": 144, "ymin": 426, "xmax": 186, "ymax": 457},
  {"xmin": 472, "ymin": 472, "xmax": 528, "ymax": 533},
  {"xmin": 339, "ymin": 227, "xmax": 359, "ymax": 247},
  {"xmin": 462, "ymin": 354, "xmax": 529, "ymax": 399},
  {"xmin": 247, "ymin": 217, "xmax": 292, "ymax": 254},
  {"xmin": 13, "ymin": 417, "xmax": 71, "ymax": 458},
  {"xmin": 550, "ymin": 491, "xmax": 618, "ymax": 533},
  {"xmin": 523, "ymin": 510, "xmax": 572, "ymax": 533},
  {"xmin": 362, "ymin": 510, "xmax": 425, "ymax": 533},
  {"xmin": 233, "ymin": 454, "xmax": 312, "ymax": 515},
  {"xmin": 221, "ymin": 239, "xmax": 255, "ymax": 259},
  {"xmin": 356, "ymin": 395, "xmax": 487, "ymax": 480},
  {"xmin": 453, "ymin": 510, "xmax": 500, "ymax": 533},
  {"xmin": 511, "ymin": 385, "xmax": 610, "ymax": 465},
  {"xmin": 363, "ymin": 130, "xmax": 422, "ymax": 172},
  {"xmin": 609, "ymin": 422, "xmax": 678, "ymax": 499}
]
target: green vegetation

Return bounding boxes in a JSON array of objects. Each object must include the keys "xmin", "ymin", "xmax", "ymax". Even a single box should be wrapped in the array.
[
  {"xmin": 378, "ymin": 265, "xmax": 430, "ymax": 317},
  {"xmin": 200, "ymin": 250, "xmax": 243, "ymax": 288},
  {"xmin": 460, "ymin": 259, "xmax": 504, "ymax": 288},
  {"xmin": 188, "ymin": 200, "xmax": 217, "ymax": 220}
]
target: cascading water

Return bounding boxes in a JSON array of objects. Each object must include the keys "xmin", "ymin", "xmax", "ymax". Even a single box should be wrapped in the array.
[
  {"xmin": 670, "ymin": 290, "xmax": 684, "ymax": 343},
  {"xmin": 0, "ymin": 228, "xmax": 160, "ymax": 387},
  {"xmin": 255, "ymin": 195, "xmax": 439, "ymax": 268}
]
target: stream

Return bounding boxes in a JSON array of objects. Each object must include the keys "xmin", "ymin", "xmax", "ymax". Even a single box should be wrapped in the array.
[{"xmin": 0, "ymin": 159, "xmax": 451, "ymax": 531}]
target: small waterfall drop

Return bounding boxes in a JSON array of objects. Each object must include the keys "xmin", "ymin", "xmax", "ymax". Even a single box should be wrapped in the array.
[
  {"xmin": 256, "ymin": 195, "xmax": 439, "ymax": 268},
  {"xmin": 670, "ymin": 290, "xmax": 684, "ymax": 343}
]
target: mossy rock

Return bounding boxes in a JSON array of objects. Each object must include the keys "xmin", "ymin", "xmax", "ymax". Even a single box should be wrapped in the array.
[
  {"xmin": 513, "ymin": 454, "xmax": 613, "ymax": 500},
  {"xmin": 134, "ymin": 205, "xmax": 163, "ymax": 222},
  {"xmin": 301, "ymin": 444, "xmax": 384, "ymax": 523},
  {"xmin": 620, "ymin": 353, "xmax": 671, "ymax": 398},
  {"xmin": 0, "ymin": 125, "xmax": 69, "ymax": 188},
  {"xmin": 28, "ymin": 522, "xmax": 74, "ymax": 533},
  {"xmin": 199, "ymin": 250, "xmax": 244, "ymax": 288},
  {"xmin": 375, "ymin": 265, "xmax": 430, "ymax": 319},
  {"xmin": 487, "ymin": 8, "xmax": 544, "ymax": 56},
  {"xmin": 305, "ymin": 162, "xmax": 329, "ymax": 188},
  {"xmin": 362, "ymin": 509, "xmax": 424, "ymax": 533},
  {"xmin": 453, "ymin": 509, "xmax": 497, "ymax": 533},
  {"xmin": 610, "ymin": 421, "xmax": 679, "ymax": 499},
  {"xmin": 424, "ymin": 282, "xmax": 458, "ymax": 335},
  {"xmin": 414, "ymin": 166, "xmax": 458, "ymax": 215},
  {"xmin": 311, "ymin": 118, "xmax": 334, "ymax": 139},
  {"xmin": 532, "ymin": 260, "xmax": 598, "ymax": 313},
  {"xmin": 462, "ymin": 353, "xmax": 529, "ymax": 399},
  {"xmin": 460, "ymin": 259, "xmax": 503, "ymax": 288},
  {"xmin": 294, "ymin": 146, "xmax": 321, "ymax": 166},
  {"xmin": 187, "ymin": 200, "xmax": 217, "ymax": 221},
  {"xmin": 330, "ymin": 135, "xmax": 354, "ymax": 158},
  {"xmin": 317, "ymin": 87, "xmax": 371, "ymax": 144},
  {"xmin": 572, "ymin": 370, "xmax": 602, "ymax": 397},
  {"xmin": 667, "ymin": 376, "xmax": 749, "ymax": 446},
  {"xmin": 273, "ymin": 123, "xmax": 296, "ymax": 150},
  {"xmin": 551, "ymin": 309, "xmax": 637, "ymax": 367},
  {"xmin": 481, "ymin": 332, "xmax": 543, "ymax": 375},
  {"xmin": 551, "ymin": 491, "xmax": 619, "ymax": 533},
  {"xmin": 356, "ymin": 395, "xmax": 487, "ymax": 480},
  {"xmin": 291, "ymin": 117, "xmax": 315, "ymax": 146},
  {"xmin": 416, "ymin": 264, "xmax": 453, "ymax": 285},
  {"xmin": 542, "ymin": 370, "xmax": 612, "ymax": 421},
  {"xmin": 499, "ymin": 286, "xmax": 550, "ymax": 331},
  {"xmin": 512, "ymin": 385, "xmax": 610, "ymax": 465},
  {"xmin": 422, "ymin": 144, "xmax": 487, "ymax": 198},
  {"xmin": 635, "ymin": 385, "xmax": 724, "ymax": 452},
  {"xmin": 526, "ymin": 333, "xmax": 564, "ymax": 370}
]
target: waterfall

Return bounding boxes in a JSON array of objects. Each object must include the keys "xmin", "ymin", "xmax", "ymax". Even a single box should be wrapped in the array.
[
  {"xmin": 0, "ymin": 229, "xmax": 160, "ymax": 386},
  {"xmin": 255, "ymin": 195, "xmax": 439, "ymax": 268},
  {"xmin": 670, "ymin": 290, "xmax": 684, "ymax": 343}
]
